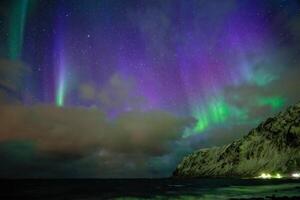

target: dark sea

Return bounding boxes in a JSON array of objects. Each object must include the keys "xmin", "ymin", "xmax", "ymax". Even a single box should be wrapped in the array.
[{"xmin": 1, "ymin": 178, "xmax": 300, "ymax": 200}]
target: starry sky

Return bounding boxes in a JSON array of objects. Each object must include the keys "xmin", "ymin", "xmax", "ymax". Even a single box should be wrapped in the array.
[{"xmin": 0, "ymin": 0, "xmax": 300, "ymax": 178}]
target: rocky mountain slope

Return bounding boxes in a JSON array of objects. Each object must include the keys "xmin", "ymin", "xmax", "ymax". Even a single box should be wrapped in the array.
[{"xmin": 173, "ymin": 102, "xmax": 300, "ymax": 178}]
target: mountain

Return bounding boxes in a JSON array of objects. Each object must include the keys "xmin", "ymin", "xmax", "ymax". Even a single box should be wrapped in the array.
[{"xmin": 173, "ymin": 102, "xmax": 300, "ymax": 178}]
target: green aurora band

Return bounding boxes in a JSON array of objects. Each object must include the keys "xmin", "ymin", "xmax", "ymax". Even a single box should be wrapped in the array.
[
  {"xmin": 56, "ymin": 77, "xmax": 66, "ymax": 107},
  {"xmin": 8, "ymin": 0, "xmax": 29, "ymax": 60},
  {"xmin": 183, "ymin": 95, "xmax": 285, "ymax": 137}
]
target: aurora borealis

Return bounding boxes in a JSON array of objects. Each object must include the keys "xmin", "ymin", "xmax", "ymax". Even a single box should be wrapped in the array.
[
  {"xmin": 0, "ymin": 0, "xmax": 300, "ymax": 177},
  {"xmin": 8, "ymin": 0, "xmax": 29, "ymax": 60}
]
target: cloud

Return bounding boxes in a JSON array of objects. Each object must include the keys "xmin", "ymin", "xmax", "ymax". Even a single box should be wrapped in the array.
[
  {"xmin": 79, "ymin": 83, "xmax": 96, "ymax": 101},
  {"xmin": 0, "ymin": 59, "xmax": 29, "ymax": 103},
  {"xmin": 0, "ymin": 105, "xmax": 192, "ymax": 155},
  {"xmin": 79, "ymin": 74, "xmax": 145, "ymax": 114},
  {"xmin": 0, "ymin": 104, "xmax": 193, "ymax": 177},
  {"xmin": 109, "ymin": 111, "xmax": 193, "ymax": 155}
]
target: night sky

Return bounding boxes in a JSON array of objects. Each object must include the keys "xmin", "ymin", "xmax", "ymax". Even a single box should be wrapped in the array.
[{"xmin": 0, "ymin": 0, "xmax": 300, "ymax": 178}]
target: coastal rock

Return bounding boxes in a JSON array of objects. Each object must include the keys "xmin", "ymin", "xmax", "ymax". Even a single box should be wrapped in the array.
[{"xmin": 173, "ymin": 102, "xmax": 300, "ymax": 178}]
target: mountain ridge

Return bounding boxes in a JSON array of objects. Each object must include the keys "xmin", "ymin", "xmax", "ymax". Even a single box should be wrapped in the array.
[{"xmin": 173, "ymin": 102, "xmax": 300, "ymax": 178}]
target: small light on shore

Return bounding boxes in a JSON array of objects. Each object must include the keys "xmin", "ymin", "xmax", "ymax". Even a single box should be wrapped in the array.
[
  {"xmin": 291, "ymin": 173, "xmax": 300, "ymax": 178},
  {"xmin": 275, "ymin": 173, "xmax": 282, "ymax": 179},
  {"xmin": 258, "ymin": 173, "xmax": 271, "ymax": 179}
]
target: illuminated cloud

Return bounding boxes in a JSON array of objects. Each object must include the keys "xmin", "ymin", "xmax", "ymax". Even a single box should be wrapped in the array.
[{"xmin": 0, "ymin": 104, "xmax": 193, "ymax": 177}]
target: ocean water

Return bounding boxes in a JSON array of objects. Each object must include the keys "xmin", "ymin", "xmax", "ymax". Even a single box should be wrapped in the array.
[{"xmin": 1, "ymin": 178, "xmax": 300, "ymax": 199}]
